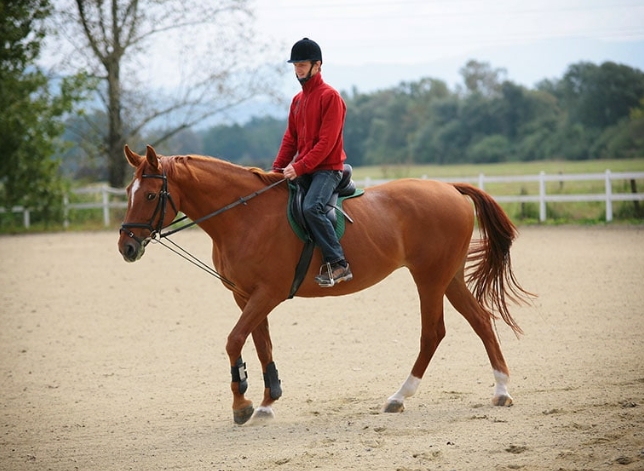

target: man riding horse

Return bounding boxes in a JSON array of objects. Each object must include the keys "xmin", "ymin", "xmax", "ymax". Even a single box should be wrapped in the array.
[{"xmin": 272, "ymin": 38, "xmax": 353, "ymax": 288}]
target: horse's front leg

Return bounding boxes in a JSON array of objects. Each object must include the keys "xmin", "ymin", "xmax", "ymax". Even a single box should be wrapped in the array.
[
  {"xmin": 228, "ymin": 355, "xmax": 254, "ymax": 425},
  {"xmin": 226, "ymin": 293, "xmax": 281, "ymax": 425},
  {"xmin": 249, "ymin": 318, "xmax": 283, "ymax": 422}
]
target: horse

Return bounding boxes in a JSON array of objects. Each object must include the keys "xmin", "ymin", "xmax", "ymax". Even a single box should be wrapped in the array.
[{"xmin": 117, "ymin": 144, "xmax": 534, "ymax": 425}]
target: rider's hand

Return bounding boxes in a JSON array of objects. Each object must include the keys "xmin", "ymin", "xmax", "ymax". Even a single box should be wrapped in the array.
[{"xmin": 283, "ymin": 164, "xmax": 298, "ymax": 180}]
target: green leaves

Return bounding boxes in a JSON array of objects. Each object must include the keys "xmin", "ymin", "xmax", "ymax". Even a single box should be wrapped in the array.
[{"xmin": 0, "ymin": 0, "xmax": 90, "ymax": 225}]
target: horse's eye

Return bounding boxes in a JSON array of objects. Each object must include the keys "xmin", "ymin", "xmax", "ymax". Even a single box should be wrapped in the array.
[{"xmin": 146, "ymin": 193, "xmax": 156, "ymax": 201}]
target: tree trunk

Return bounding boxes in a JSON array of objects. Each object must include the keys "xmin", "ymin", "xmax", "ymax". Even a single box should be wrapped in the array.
[
  {"xmin": 106, "ymin": 57, "xmax": 125, "ymax": 188},
  {"xmin": 66, "ymin": 0, "xmax": 273, "ymax": 188}
]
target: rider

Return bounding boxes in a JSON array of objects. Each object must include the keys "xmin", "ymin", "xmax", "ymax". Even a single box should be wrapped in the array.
[{"xmin": 272, "ymin": 38, "xmax": 353, "ymax": 288}]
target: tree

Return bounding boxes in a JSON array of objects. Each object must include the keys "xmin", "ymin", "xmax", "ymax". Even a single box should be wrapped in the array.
[
  {"xmin": 48, "ymin": 0, "xmax": 284, "ymax": 187},
  {"xmin": 459, "ymin": 60, "xmax": 507, "ymax": 97},
  {"xmin": 145, "ymin": 59, "xmax": 643, "ymax": 169},
  {"xmin": 560, "ymin": 61, "xmax": 644, "ymax": 128},
  {"xmin": 362, "ymin": 90, "xmax": 412, "ymax": 165},
  {"xmin": 342, "ymin": 88, "xmax": 375, "ymax": 167},
  {"xmin": 467, "ymin": 134, "xmax": 510, "ymax": 163},
  {"xmin": 0, "ymin": 0, "xmax": 87, "ymax": 222}
]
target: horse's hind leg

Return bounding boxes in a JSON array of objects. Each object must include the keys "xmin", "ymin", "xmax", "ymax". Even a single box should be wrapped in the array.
[
  {"xmin": 385, "ymin": 285, "xmax": 446, "ymax": 413},
  {"xmin": 445, "ymin": 268, "xmax": 513, "ymax": 406}
]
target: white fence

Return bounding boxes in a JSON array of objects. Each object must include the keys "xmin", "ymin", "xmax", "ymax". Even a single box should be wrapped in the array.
[
  {"xmin": 2, "ymin": 170, "xmax": 643, "ymax": 228},
  {"xmin": 361, "ymin": 170, "xmax": 644, "ymax": 223}
]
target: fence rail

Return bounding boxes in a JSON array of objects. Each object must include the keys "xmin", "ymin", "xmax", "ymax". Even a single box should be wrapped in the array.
[{"xmin": 2, "ymin": 170, "xmax": 643, "ymax": 228}]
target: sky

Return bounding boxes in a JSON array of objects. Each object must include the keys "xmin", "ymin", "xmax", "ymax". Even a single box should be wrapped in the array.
[
  {"xmin": 252, "ymin": 0, "xmax": 644, "ymax": 97},
  {"xmin": 41, "ymin": 0, "xmax": 644, "ymax": 124}
]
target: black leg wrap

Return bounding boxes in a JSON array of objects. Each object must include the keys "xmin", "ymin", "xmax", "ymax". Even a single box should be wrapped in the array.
[
  {"xmin": 231, "ymin": 357, "xmax": 248, "ymax": 395},
  {"xmin": 263, "ymin": 361, "xmax": 282, "ymax": 400}
]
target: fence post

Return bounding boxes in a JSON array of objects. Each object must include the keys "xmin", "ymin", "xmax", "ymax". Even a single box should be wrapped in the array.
[
  {"xmin": 605, "ymin": 170, "xmax": 613, "ymax": 222},
  {"xmin": 23, "ymin": 209, "xmax": 30, "ymax": 229},
  {"xmin": 63, "ymin": 194, "xmax": 69, "ymax": 229},
  {"xmin": 478, "ymin": 173, "xmax": 485, "ymax": 190},
  {"xmin": 539, "ymin": 171, "xmax": 546, "ymax": 222},
  {"xmin": 102, "ymin": 185, "xmax": 110, "ymax": 227}
]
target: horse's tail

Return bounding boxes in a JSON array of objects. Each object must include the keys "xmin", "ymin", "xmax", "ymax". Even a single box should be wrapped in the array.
[{"xmin": 452, "ymin": 183, "xmax": 535, "ymax": 335}]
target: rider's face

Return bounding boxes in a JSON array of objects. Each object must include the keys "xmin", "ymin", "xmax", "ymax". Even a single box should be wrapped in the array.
[{"xmin": 293, "ymin": 61, "xmax": 320, "ymax": 80}]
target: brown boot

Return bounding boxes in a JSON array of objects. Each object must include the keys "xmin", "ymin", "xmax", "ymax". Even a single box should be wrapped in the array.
[{"xmin": 315, "ymin": 262, "xmax": 353, "ymax": 287}]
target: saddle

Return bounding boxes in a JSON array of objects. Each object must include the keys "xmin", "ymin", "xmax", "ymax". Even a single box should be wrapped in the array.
[
  {"xmin": 288, "ymin": 164, "xmax": 358, "ymax": 241},
  {"xmin": 286, "ymin": 164, "xmax": 363, "ymax": 298}
]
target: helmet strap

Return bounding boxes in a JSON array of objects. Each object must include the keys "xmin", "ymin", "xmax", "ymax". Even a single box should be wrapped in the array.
[{"xmin": 297, "ymin": 61, "xmax": 316, "ymax": 86}]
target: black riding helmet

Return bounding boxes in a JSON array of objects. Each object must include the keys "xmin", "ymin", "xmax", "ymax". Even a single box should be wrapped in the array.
[{"xmin": 287, "ymin": 38, "xmax": 322, "ymax": 64}]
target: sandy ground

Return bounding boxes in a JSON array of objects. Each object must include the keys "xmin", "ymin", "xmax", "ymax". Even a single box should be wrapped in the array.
[{"xmin": 1, "ymin": 226, "xmax": 643, "ymax": 471}]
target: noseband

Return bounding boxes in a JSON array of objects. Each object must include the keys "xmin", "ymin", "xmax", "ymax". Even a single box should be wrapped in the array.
[{"xmin": 119, "ymin": 171, "xmax": 178, "ymax": 245}]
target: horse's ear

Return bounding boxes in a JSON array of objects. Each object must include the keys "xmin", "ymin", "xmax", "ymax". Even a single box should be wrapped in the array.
[
  {"xmin": 124, "ymin": 144, "xmax": 143, "ymax": 168},
  {"xmin": 145, "ymin": 145, "xmax": 160, "ymax": 170}
]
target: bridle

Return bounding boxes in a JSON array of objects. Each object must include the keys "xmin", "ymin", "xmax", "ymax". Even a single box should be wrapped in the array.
[
  {"xmin": 119, "ymin": 171, "xmax": 177, "ymax": 246},
  {"xmin": 119, "ymin": 164, "xmax": 286, "ymax": 289}
]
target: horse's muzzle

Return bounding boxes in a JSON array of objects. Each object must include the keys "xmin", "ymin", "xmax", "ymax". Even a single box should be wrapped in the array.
[{"xmin": 118, "ymin": 232, "xmax": 147, "ymax": 262}]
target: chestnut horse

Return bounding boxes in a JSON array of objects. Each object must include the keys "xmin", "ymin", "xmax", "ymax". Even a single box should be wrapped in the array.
[{"xmin": 118, "ymin": 145, "xmax": 533, "ymax": 425}]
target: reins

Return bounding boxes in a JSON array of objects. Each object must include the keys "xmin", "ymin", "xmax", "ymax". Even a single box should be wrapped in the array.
[
  {"xmin": 160, "ymin": 176, "xmax": 286, "ymax": 238},
  {"xmin": 120, "ymin": 169, "xmax": 286, "ymax": 291}
]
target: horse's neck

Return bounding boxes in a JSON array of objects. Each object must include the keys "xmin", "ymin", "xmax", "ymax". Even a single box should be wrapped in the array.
[
  {"xmin": 167, "ymin": 156, "xmax": 289, "ymax": 271},
  {"xmin": 169, "ymin": 155, "xmax": 274, "ymax": 227},
  {"xmin": 172, "ymin": 154, "xmax": 242, "ymax": 195}
]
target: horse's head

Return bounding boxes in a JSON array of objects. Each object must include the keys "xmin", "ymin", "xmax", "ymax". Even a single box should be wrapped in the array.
[{"xmin": 118, "ymin": 145, "xmax": 179, "ymax": 262}]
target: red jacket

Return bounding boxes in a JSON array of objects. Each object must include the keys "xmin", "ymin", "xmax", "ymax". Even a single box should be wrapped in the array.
[{"xmin": 273, "ymin": 72, "xmax": 347, "ymax": 175}]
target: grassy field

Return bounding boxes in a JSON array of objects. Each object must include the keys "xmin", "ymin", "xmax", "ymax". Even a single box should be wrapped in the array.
[
  {"xmin": 351, "ymin": 158, "xmax": 644, "ymax": 180},
  {"xmin": 351, "ymin": 158, "xmax": 644, "ymax": 223}
]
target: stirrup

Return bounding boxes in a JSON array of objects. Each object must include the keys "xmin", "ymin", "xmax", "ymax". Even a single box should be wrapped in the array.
[
  {"xmin": 317, "ymin": 262, "xmax": 336, "ymax": 287},
  {"xmin": 315, "ymin": 262, "xmax": 352, "ymax": 288}
]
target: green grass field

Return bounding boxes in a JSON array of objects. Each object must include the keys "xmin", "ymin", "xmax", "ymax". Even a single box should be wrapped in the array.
[
  {"xmin": 352, "ymin": 158, "xmax": 644, "ymax": 223},
  {"xmin": 351, "ymin": 158, "xmax": 644, "ymax": 180}
]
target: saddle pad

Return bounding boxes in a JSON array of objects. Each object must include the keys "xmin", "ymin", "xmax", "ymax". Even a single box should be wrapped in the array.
[{"xmin": 287, "ymin": 186, "xmax": 364, "ymax": 243}]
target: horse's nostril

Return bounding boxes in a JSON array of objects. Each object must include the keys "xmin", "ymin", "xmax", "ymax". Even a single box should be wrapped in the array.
[{"xmin": 122, "ymin": 241, "xmax": 138, "ymax": 261}]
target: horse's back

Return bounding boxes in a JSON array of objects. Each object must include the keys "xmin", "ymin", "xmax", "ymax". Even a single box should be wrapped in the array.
[
  {"xmin": 349, "ymin": 178, "xmax": 475, "ymax": 236},
  {"xmin": 327, "ymin": 178, "xmax": 475, "ymax": 287}
]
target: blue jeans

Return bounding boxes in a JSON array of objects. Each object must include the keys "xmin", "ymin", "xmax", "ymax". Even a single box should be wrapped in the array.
[{"xmin": 300, "ymin": 170, "xmax": 345, "ymax": 264}]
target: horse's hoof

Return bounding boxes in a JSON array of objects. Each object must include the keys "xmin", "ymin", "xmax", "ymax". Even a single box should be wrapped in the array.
[
  {"xmin": 492, "ymin": 395, "xmax": 513, "ymax": 407},
  {"xmin": 383, "ymin": 400, "xmax": 405, "ymax": 413},
  {"xmin": 249, "ymin": 406, "xmax": 275, "ymax": 424},
  {"xmin": 233, "ymin": 404, "xmax": 255, "ymax": 425}
]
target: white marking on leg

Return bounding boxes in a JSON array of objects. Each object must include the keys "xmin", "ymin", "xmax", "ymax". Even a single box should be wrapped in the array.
[
  {"xmin": 254, "ymin": 405, "xmax": 274, "ymax": 415},
  {"xmin": 493, "ymin": 370, "xmax": 510, "ymax": 398},
  {"xmin": 130, "ymin": 178, "xmax": 141, "ymax": 207},
  {"xmin": 248, "ymin": 406, "xmax": 275, "ymax": 425},
  {"xmin": 388, "ymin": 374, "xmax": 421, "ymax": 404}
]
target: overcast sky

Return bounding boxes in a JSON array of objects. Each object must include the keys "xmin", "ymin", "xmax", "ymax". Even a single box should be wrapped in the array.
[
  {"xmin": 253, "ymin": 0, "xmax": 644, "ymax": 94},
  {"xmin": 41, "ymin": 0, "xmax": 644, "ymax": 124}
]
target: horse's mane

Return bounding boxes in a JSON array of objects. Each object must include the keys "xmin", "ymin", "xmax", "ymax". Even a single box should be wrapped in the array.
[
  {"xmin": 166, "ymin": 154, "xmax": 285, "ymax": 185},
  {"xmin": 248, "ymin": 166, "xmax": 286, "ymax": 185}
]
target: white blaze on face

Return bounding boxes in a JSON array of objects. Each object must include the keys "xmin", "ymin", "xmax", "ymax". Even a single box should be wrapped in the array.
[{"xmin": 130, "ymin": 178, "xmax": 141, "ymax": 207}]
